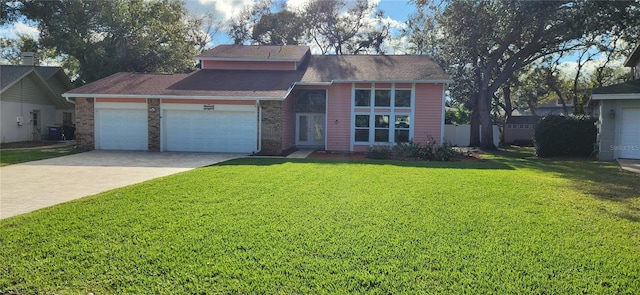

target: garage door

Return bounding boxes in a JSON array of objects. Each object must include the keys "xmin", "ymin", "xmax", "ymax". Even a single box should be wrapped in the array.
[
  {"xmin": 620, "ymin": 108, "xmax": 640, "ymax": 159},
  {"xmin": 96, "ymin": 109, "xmax": 148, "ymax": 150},
  {"xmin": 164, "ymin": 110, "xmax": 257, "ymax": 153}
]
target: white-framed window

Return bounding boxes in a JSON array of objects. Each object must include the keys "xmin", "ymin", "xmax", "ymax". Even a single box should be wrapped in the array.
[{"xmin": 352, "ymin": 85, "xmax": 413, "ymax": 145}]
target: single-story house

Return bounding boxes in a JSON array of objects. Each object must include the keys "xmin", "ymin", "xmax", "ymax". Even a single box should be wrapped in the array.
[
  {"xmin": 503, "ymin": 115, "xmax": 540, "ymax": 145},
  {"xmin": 63, "ymin": 45, "xmax": 451, "ymax": 155},
  {"xmin": 591, "ymin": 44, "xmax": 640, "ymax": 160},
  {"xmin": 1, "ymin": 56, "xmax": 75, "ymax": 143}
]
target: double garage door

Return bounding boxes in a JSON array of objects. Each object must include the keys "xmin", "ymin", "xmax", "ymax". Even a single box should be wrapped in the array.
[
  {"xmin": 95, "ymin": 105, "xmax": 257, "ymax": 153},
  {"xmin": 164, "ymin": 109, "xmax": 257, "ymax": 153}
]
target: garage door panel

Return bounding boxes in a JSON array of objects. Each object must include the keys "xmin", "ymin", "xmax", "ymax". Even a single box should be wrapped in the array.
[
  {"xmin": 165, "ymin": 110, "xmax": 257, "ymax": 153},
  {"xmin": 97, "ymin": 109, "xmax": 147, "ymax": 150},
  {"xmin": 620, "ymin": 108, "xmax": 640, "ymax": 159}
]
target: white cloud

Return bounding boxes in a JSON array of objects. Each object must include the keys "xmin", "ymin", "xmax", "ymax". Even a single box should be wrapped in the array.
[
  {"xmin": 0, "ymin": 22, "xmax": 39, "ymax": 40},
  {"xmin": 194, "ymin": 0, "xmax": 254, "ymax": 20}
]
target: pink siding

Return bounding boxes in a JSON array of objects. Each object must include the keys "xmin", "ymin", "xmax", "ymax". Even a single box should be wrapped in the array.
[
  {"xmin": 355, "ymin": 83, "xmax": 371, "ymax": 88},
  {"xmin": 326, "ymin": 83, "xmax": 352, "ymax": 151},
  {"xmin": 202, "ymin": 60, "xmax": 296, "ymax": 71},
  {"xmin": 96, "ymin": 98, "xmax": 146, "ymax": 103},
  {"xmin": 396, "ymin": 83, "xmax": 412, "ymax": 88},
  {"xmin": 281, "ymin": 93, "xmax": 296, "ymax": 150},
  {"xmin": 413, "ymin": 83, "xmax": 444, "ymax": 145},
  {"xmin": 375, "ymin": 83, "xmax": 392, "ymax": 88}
]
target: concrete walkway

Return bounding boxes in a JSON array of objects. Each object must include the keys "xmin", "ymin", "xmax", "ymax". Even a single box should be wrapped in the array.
[
  {"xmin": 0, "ymin": 151, "xmax": 244, "ymax": 219},
  {"xmin": 617, "ymin": 159, "xmax": 640, "ymax": 174}
]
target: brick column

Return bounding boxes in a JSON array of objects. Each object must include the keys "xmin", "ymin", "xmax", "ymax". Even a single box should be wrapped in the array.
[
  {"xmin": 260, "ymin": 101, "xmax": 283, "ymax": 155},
  {"xmin": 75, "ymin": 97, "xmax": 95, "ymax": 150},
  {"xmin": 148, "ymin": 98, "xmax": 161, "ymax": 151}
]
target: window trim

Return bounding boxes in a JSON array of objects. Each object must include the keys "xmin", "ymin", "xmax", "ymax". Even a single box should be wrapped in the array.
[{"xmin": 351, "ymin": 83, "xmax": 415, "ymax": 150}]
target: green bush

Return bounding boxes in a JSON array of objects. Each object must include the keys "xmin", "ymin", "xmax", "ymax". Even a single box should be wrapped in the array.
[
  {"xmin": 534, "ymin": 115, "xmax": 597, "ymax": 158},
  {"xmin": 367, "ymin": 138, "xmax": 462, "ymax": 161},
  {"xmin": 367, "ymin": 145, "xmax": 393, "ymax": 159}
]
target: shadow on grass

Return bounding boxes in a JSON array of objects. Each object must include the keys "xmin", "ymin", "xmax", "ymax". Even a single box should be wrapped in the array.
[{"xmin": 487, "ymin": 147, "xmax": 640, "ymax": 222}]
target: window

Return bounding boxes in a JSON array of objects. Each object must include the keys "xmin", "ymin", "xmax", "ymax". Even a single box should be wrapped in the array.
[
  {"xmin": 374, "ymin": 115, "xmax": 390, "ymax": 142},
  {"xmin": 353, "ymin": 85, "xmax": 414, "ymax": 146},
  {"xmin": 355, "ymin": 90, "xmax": 370, "ymax": 107},
  {"xmin": 395, "ymin": 90, "xmax": 411, "ymax": 107},
  {"xmin": 355, "ymin": 115, "xmax": 370, "ymax": 142},
  {"xmin": 63, "ymin": 112, "xmax": 73, "ymax": 125},
  {"xmin": 375, "ymin": 90, "xmax": 390, "ymax": 107},
  {"xmin": 519, "ymin": 124, "xmax": 524, "ymax": 129},
  {"xmin": 524, "ymin": 124, "xmax": 530, "ymax": 129},
  {"xmin": 395, "ymin": 115, "xmax": 410, "ymax": 143}
]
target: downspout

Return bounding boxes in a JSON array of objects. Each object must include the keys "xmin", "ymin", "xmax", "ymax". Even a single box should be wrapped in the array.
[
  {"xmin": 257, "ymin": 100, "xmax": 262, "ymax": 153},
  {"xmin": 441, "ymin": 83, "xmax": 447, "ymax": 146}
]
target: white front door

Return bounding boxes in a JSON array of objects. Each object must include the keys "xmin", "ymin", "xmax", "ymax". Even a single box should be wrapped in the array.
[{"xmin": 296, "ymin": 114, "xmax": 325, "ymax": 147}]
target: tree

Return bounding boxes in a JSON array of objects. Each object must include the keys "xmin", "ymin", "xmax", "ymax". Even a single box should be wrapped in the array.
[
  {"xmin": 227, "ymin": 0, "xmax": 272, "ymax": 45},
  {"xmin": 13, "ymin": 0, "xmax": 207, "ymax": 84},
  {"xmin": 0, "ymin": 34, "xmax": 80, "ymax": 80},
  {"xmin": 301, "ymin": 0, "xmax": 390, "ymax": 55},
  {"xmin": 407, "ymin": 0, "xmax": 640, "ymax": 148},
  {"xmin": 252, "ymin": 10, "xmax": 304, "ymax": 45}
]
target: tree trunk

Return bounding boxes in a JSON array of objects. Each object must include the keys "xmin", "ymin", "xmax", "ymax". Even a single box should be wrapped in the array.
[
  {"xmin": 469, "ymin": 94, "xmax": 481, "ymax": 147},
  {"xmin": 478, "ymin": 90, "xmax": 496, "ymax": 149}
]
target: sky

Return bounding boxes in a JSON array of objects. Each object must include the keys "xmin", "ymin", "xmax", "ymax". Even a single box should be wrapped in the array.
[{"xmin": 1, "ymin": 0, "xmax": 416, "ymax": 48}]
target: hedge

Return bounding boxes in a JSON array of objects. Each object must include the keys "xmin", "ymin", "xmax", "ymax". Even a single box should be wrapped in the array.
[{"xmin": 533, "ymin": 115, "xmax": 597, "ymax": 158}]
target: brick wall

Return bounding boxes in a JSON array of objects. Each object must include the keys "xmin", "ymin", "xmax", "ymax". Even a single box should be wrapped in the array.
[
  {"xmin": 260, "ymin": 100, "xmax": 283, "ymax": 155},
  {"xmin": 75, "ymin": 97, "xmax": 94, "ymax": 150},
  {"xmin": 147, "ymin": 98, "xmax": 160, "ymax": 151}
]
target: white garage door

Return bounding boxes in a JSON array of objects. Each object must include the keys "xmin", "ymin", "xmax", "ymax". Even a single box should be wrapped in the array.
[
  {"xmin": 620, "ymin": 108, "xmax": 640, "ymax": 159},
  {"xmin": 164, "ymin": 110, "xmax": 257, "ymax": 153},
  {"xmin": 96, "ymin": 109, "xmax": 148, "ymax": 150}
]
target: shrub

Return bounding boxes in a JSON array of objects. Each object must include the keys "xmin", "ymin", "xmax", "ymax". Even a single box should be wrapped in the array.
[
  {"xmin": 534, "ymin": 115, "xmax": 597, "ymax": 158},
  {"xmin": 367, "ymin": 145, "xmax": 392, "ymax": 159},
  {"xmin": 392, "ymin": 141, "xmax": 424, "ymax": 160}
]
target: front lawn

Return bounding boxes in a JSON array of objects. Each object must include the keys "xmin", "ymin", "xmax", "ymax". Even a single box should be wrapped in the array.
[
  {"xmin": 0, "ymin": 145, "xmax": 80, "ymax": 166},
  {"xmin": 1, "ymin": 149, "xmax": 639, "ymax": 294}
]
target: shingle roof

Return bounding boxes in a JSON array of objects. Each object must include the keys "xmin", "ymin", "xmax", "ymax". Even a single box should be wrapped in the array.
[
  {"xmin": 197, "ymin": 45, "xmax": 310, "ymax": 61},
  {"xmin": 1, "ymin": 65, "xmax": 63, "ymax": 91},
  {"xmin": 65, "ymin": 45, "xmax": 451, "ymax": 99},
  {"xmin": 301, "ymin": 55, "xmax": 450, "ymax": 82},
  {"xmin": 592, "ymin": 79, "xmax": 640, "ymax": 95},
  {"xmin": 65, "ymin": 69, "xmax": 305, "ymax": 98}
]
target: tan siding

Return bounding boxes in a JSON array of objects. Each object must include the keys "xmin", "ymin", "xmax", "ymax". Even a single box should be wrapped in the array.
[
  {"xmin": 326, "ymin": 83, "xmax": 351, "ymax": 151},
  {"xmin": 414, "ymin": 83, "xmax": 444, "ymax": 145},
  {"xmin": 1, "ymin": 73, "xmax": 53, "ymax": 106}
]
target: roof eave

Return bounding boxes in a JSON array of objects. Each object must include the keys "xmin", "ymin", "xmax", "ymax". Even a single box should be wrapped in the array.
[
  {"xmin": 196, "ymin": 57, "xmax": 303, "ymax": 63},
  {"xmin": 623, "ymin": 45, "xmax": 640, "ymax": 67},
  {"xmin": 591, "ymin": 93, "xmax": 640, "ymax": 100},
  {"xmin": 62, "ymin": 93, "xmax": 285, "ymax": 101}
]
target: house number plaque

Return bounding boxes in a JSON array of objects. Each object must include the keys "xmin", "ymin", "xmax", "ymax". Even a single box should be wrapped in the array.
[{"xmin": 203, "ymin": 104, "xmax": 215, "ymax": 111}]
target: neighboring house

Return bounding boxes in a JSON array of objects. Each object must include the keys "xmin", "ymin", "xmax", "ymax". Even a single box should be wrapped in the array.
[
  {"xmin": 503, "ymin": 115, "xmax": 540, "ymax": 145},
  {"xmin": 535, "ymin": 99, "xmax": 572, "ymax": 116},
  {"xmin": 0, "ymin": 58, "xmax": 75, "ymax": 143},
  {"xmin": 63, "ymin": 45, "xmax": 451, "ymax": 155},
  {"xmin": 591, "ymin": 44, "xmax": 640, "ymax": 160}
]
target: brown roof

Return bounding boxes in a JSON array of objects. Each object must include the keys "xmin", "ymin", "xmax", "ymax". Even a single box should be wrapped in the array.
[
  {"xmin": 197, "ymin": 45, "xmax": 310, "ymax": 61},
  {"xmin": 65, "ymin": 46, "xmax": 451, "ymax": 99},
  {"xmin": 301, "ymin": 55, "xmax": 450, "ymax": 83},
  {"xmin": 66, "ymin": 70, "xmax": 305, "ymax": 98}
]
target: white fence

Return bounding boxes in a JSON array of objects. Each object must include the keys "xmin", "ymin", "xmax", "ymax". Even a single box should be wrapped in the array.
[{"xmin": 443, "ymin": 125, "xmax": 500, "ymax": 147}]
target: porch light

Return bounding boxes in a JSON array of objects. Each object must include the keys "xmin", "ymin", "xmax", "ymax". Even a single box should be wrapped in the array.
[{"xmin": 608, "ymin": 109, "xmax": 615, "ymax": 119}]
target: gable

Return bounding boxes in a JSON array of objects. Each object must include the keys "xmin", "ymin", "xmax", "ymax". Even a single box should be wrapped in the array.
[{"xmin": 0, "ymin": 71, "xmax": 68, "ymax": 108}]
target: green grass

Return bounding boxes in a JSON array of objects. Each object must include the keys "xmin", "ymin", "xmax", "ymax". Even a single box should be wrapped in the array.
[
  {"xmin": 0, "ymin": 146, "xmax": 80, "ymax": 166},
  {"xmin": 1, "ymin": 148, "xmax": 639, "ymax": 294}
]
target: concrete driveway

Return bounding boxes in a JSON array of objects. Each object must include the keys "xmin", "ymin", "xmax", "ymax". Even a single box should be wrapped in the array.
[{"xmin": 0, "ymin": 151, "xmax": 244, "ymax": 219}]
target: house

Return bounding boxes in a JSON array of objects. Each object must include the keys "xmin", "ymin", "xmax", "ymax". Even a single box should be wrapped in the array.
[
  {"xmin": 591, "ymin": 44, "xmax": 640, "ymax": 160},
  {"xmin": 535, "ymin": 99, "xmax": 572, "ymax": 116},
  {"xmin": 1, "ymin": 54, "xmax": 75, "ymax": 143},
  {"xmin": 503, "ymin": 115, "xmax": 540, "ymax": 145},
  {"xmin": 63, "ymin": 45, "xmax": 450, "ymax": 155}
]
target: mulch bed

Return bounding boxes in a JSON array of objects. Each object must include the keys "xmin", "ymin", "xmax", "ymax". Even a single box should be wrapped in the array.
[{"xmin": 307, "ymin": 150, "xmax": 482, "ymax": 162}]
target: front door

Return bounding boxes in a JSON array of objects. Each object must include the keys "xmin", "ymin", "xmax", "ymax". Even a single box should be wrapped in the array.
[
  {"xmin": 31, "ymin": 110, "xmax": 41, "ymax": 141},
  {"xmin": 296, "ymin": 114, "xmax": 325, "ymax": 147}
]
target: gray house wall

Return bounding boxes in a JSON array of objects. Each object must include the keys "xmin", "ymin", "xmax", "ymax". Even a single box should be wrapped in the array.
[{"xmin": 597, "ymin": 99, "xmax": 640, "ymax": 161}]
